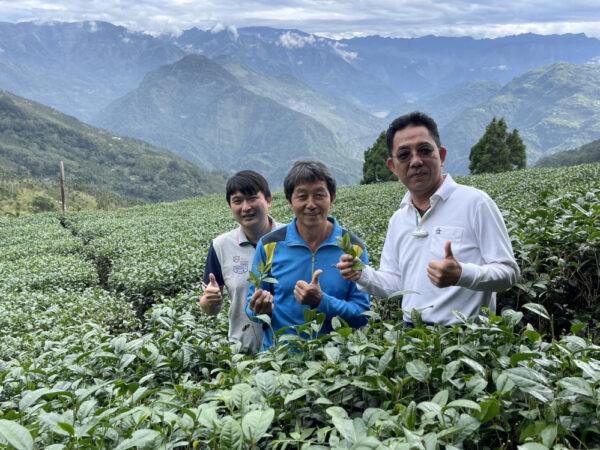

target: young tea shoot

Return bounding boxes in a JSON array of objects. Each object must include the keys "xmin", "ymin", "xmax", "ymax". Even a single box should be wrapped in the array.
[
  {"xmin": 247, "ymin": 260, "xmax": 278, "ymax": 289},
  {"xmin": 336, "ymin": 233, "xmax": 367, "ymax": 270}
]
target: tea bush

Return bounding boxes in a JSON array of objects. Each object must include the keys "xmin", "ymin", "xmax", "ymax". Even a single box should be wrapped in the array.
[{"xmin": 0, "ymin": 164, "xmax": 599, "ymax": 449}]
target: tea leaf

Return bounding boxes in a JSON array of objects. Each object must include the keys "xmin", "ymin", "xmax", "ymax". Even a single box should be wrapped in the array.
[
  {"xmin": 255, "ymin": 372, "xmax": 277, "ymax": 398},
  {"xmin": 284, "ymin": 388, "xmax": 308, "ymax": 404},
  {"xmin": 446, "ymin": 399, "xmax": 481, "ymax": 412},
  {"xmin": 557, "ymin": 377, "xmax": 593, "ymax": 397},
  {"xmin": 114, "ymin": 429, "xmax": 161, "ymax": 450},
  {"xmin": 541, "ymin": 424, "xmax": 558, "ymax": 448},
  {"xmin": 220, "ymin": 419, "xmax": 243, "ymax": 450},
  {"xmin": 406, "ymin": 360, "xmax": 430, "ymax": 382},
  {"xmin": 0, "ymin": 420, "xmax": 34, "ymax": 450},
  {"xmin": 522, "ymin": 303, "xmax": 550, "ymax": 320},
  {"xmin": 241, "ymin": 409, "xmax": 274, "ymax": 444}
]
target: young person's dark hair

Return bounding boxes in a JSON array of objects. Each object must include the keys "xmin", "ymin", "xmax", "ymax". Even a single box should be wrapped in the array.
[
  {"xmin": 226, "ymin": 170, "xmax": 272, "ymax": 206},
  {"xmin": 283, "ymin": 160, "xmax": 336, "ymax": 201},
  {"xmin": 385, "ymin": 111, "xmax": 442, "ymax": 156}
]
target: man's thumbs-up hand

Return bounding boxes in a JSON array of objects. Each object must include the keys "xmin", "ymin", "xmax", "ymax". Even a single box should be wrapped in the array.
[
  {"xmin": 427, "ymin": 241, "xmax": 462, "ymax": 288},
  {"xmin": 294, "ymin": 269, "xmax": 323, "ymax": 307},
  {"xmin": 200, "ymin": 273, "xmax": 223, "ymax": 315}
]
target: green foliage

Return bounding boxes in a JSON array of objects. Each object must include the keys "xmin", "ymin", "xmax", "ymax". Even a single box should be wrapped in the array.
[
  {"xmin": 0, "ymin": 172, "xmax": 140, "ymax": 217},
  {"xmin": 469, "ymin": 117, "xmax": 527, "ymax": 174},
  {"xmin": 535, "ymin": 138, "xmax": 600, "ymax": 168},
  {"xmin": 247, "ymin": 261, "xmax": 279, "ymax": 289},
  {"xmin": 361, "ymin": 131, "xmax": 397, "ymax": 184},
  {"xmin": 507, "ymin": 128, "xmax": 527, "ymax": 170},
  {"xmin": 0, "ymin": 164, "xmax": 599, "ymax": 448}
]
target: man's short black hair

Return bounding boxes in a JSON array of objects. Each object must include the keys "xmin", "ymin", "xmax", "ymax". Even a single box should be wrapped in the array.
[
  {"xmin": 226, "ymin": 170, "xmax": 271, "ymax": 205},
  {"xmin": 386, "ymin": 111, "xmax": 442, "ymax": 156},
  {"xmin": 283, "ymin": 160, "xmax": 336, "ymax": 202}
]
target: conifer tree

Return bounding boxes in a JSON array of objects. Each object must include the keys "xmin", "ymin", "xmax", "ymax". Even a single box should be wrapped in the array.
[
  {"xmin": 361, "ymin": 131, "xmax": 397, "ymax": 184},
  {"xmin": 507, "ymin": 128, "xmax": 527, "ymax": 170},
  {"xmin": 469, "ymin": 117, "xmax": 526, "ymax": 174}
]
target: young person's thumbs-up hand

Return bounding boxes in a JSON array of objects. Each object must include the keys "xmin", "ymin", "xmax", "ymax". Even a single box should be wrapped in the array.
[{"xmin": 200, "ymin": 273, "xmax": 223, "ymax": 315}]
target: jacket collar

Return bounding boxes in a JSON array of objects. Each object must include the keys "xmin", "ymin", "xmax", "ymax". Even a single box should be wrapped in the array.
[{"xmin": 287, "ymin": 216, "xmax": 341, "ymax": 247}]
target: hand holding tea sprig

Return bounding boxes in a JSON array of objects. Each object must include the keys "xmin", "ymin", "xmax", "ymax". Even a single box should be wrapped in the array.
[
  {"xmin": 335, "ymin": 233, "xmax": 367, "ymax": 281},
  {"xmin": 247, "ymin": 261, "xmax": 278, "ymax": 314}
]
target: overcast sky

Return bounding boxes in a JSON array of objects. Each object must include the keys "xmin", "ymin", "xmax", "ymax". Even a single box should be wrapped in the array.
[{"xmin": 1, "ymin": 0, "xmax": 599, "ymax": 39}]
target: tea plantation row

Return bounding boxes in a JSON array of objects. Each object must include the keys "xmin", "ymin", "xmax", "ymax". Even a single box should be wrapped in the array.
[{"xmin": 0, "ymin": 164, "xmax": 599, "ymax": 449}]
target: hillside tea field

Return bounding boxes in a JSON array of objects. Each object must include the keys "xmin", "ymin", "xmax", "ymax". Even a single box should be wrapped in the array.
[{"xmin": 1, "ymin": 164, "xmax": 599, "ymax": 449}]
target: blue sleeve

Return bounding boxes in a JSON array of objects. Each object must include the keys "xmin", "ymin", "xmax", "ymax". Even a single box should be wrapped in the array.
[
  {"xmin": 245, "ymin": 240, "xmax": 266, "ymax": 320},
  {"xmin": 317, "ymin": 247, "xmax": 371, "ymax": 328},
  {"xmin": 203, "ymin": 242, "xmax": 224, "ymax": 286}
]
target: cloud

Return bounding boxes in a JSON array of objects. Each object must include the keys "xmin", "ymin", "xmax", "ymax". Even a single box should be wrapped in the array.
[
  {"xmin": 330, "ymin": 41, "xmax": 357, "ymax": 62},
  {"xmin": 210, "ymin": 23, "xmax": 239, "ymax": 40},
  {"xmin": 277, "ymin": 31, "xmax": 315, "ymax": 48},
  {"xmin": 1, "ymin": 0, "xmax": 599, "ymax": 39}
]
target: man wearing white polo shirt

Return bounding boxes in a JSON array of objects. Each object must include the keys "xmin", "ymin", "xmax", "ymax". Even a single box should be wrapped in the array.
[
  {"xmin": 201, "ymin": 170, "xmax": 281, "ymax": 353},
  {"xmin": 337, "ymin": 111, "xmax": 520, "ymax": 326}
]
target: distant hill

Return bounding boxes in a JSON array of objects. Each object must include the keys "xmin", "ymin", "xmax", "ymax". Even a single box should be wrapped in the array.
[
  {"xmin": 393, "ymin": 80, "xmax": 502, "ymax": 128},
  {"xmin": 535, "ymin": 139, "xmax": 600, "ymax": 168},
  {"xmin": 341, "ymin": 33, "xmax": 600, "ymax": 98},
  {"xmin": 2, "ymin": 21, "xmax": 600, "ymax": 182},
  {"xmin": 0, "ymin": 21, "xmax": 185, "ymax": 121},
  {"xmin": 438, "ymin": 63, "xmax": 600, "ymax": 175},
  {"xmin": 4, "ymin": 22, "xmax": 598, "ymax": 122},
  {"xmin": 213, "ymin": 55, "xmax": 385, "ymax": 158},
  {"xmin": 168, "ymin": 26, "xmax": 404, "ymax": 114},
  {"xmin": 92, "ymin": 54, "xmax": 362, "ymax": 188},
  {"xmin": 0, "ymin": 90, "xmax": 228, "ymax": 202}
]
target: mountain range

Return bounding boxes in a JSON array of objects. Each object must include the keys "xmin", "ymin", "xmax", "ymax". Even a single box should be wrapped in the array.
[
  {"xmin": 1, "ymin": 20, "xmax": 600, "ymax": 189},
  {"xmin": 91, "ymin": 54, "xmax": 362, "ymax": 187},
  {"xmin": 439, "ymin": 62, "xmax": 600, "ymax": 174}
]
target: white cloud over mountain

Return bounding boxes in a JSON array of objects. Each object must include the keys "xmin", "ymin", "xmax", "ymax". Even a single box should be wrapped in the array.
[{"xmin": 1, "ymin": 0, "xmax": 599, "ymax": 39}]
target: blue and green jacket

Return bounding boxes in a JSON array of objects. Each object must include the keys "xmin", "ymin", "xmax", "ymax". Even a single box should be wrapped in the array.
[{"xmin": 246, "ymin": 217, "xmax": 370, "ymax": 350}]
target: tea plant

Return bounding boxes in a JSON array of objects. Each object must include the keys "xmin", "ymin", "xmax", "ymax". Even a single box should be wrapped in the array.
[
  {"xmin": 247, "ymin": 261, "xmax": 279, "ymax": 290},
  {"xmin": 0, "ymin": 163, "xmax": 599, "ymax": 448}
]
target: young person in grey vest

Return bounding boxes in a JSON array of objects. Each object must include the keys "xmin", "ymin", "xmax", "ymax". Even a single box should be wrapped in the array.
[{"xmin": 201, "ymin": 170, "xmax": 282, "ymax": 354}]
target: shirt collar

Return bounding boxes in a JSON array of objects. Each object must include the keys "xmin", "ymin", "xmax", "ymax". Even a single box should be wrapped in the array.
[
  {"xmin": 236, "ymin": 215, "xmax": 277, "ymax": 246},
  {"xmin": 400, "ymin": 174, "xmax": 457, "ymax": 209}
]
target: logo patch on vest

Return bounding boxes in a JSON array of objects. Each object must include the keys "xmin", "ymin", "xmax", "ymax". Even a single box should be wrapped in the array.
[{"xmin": 233, "ymin": 255, "xmax": 249, "ymax": 274}]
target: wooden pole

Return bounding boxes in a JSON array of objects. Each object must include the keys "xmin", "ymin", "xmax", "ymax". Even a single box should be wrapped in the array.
[{"xmin": 60, "ymin": 161, "xmax": 67, "ymax": 214}]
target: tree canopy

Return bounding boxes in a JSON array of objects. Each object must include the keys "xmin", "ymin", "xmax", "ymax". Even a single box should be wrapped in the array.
[
  {"xmin": 361, "ymin": 131, "xmax": 397, "ymax": 184},
  {"xmin": 469, "ymin": 117, "xmax": 527, "ymax": 174}
]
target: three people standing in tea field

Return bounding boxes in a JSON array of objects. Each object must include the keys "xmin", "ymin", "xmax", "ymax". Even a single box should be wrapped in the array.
[
  {"xmin": 201, "ymin": 111, "xmax": 520, "ymax": 351},
  {"xmin": 337, "ymin": 111, "xmax": 520, "ymax": 327}
]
